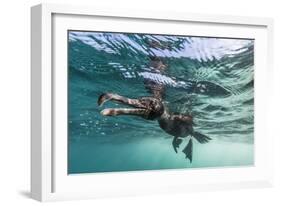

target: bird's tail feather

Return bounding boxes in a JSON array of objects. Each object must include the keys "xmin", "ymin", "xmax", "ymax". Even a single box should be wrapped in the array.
[{"xmin": 193, "ymin": 132, "xmax": 211, "ymax": 144}]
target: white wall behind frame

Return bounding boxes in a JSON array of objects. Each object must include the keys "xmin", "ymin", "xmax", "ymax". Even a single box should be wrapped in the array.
[{"xmin": 0, "ymin": 0, "xmax": 280, "ymax": 206}]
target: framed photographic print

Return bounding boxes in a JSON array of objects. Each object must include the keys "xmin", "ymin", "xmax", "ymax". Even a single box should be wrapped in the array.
[{"xmin": 31, "ymin": 3, "xmax": 274, "ymax": 201}]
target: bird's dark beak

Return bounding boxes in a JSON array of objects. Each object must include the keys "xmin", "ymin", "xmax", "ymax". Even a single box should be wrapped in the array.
[{"xmin": 98, "ymin": 93, "xmax": 149, "ymax": 117}]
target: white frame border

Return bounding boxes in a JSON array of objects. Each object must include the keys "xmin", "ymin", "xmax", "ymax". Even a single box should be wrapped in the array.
[{"xmin": 31, "ymin": 3, "xmax": 274, "ymax": 202}]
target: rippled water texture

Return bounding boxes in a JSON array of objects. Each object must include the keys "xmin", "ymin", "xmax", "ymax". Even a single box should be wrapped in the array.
[{"xmin": 68, "ymin": 31, "xmax": 254, "ymax": 174}]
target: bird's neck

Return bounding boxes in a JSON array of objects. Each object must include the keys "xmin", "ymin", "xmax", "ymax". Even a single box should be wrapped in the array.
[{"xmin": 159, "ymin": 107, "xmax": 171, "ymax": 120}]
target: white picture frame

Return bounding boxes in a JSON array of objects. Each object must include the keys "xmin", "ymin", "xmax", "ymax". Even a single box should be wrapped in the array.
[{"xmin": 31, "ymin": 3, "xmax": 274, "ymax": 202}]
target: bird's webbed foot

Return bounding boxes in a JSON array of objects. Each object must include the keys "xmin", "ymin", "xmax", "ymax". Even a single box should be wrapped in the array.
[
  {"xmin": 172, "ymin": 137, "xmax": 183, "ymax": 153},
  {"xmin": 182, "ymin": 139, "xmax": 193, "ymax": 163}
]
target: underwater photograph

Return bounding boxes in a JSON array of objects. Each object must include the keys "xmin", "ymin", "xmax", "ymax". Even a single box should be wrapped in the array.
[{"xmin": 68, "ymin": 31, "xmax": 254, "ymax": 174}]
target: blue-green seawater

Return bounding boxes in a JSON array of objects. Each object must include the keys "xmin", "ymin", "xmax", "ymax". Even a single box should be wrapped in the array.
[{"xmin": 68, "ymin": 31, "xmax": 254, "ymax": 174}]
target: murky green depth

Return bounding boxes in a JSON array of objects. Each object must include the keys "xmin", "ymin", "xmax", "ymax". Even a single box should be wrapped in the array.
[{"xmin": 68, "ymin": 31, "xmax": 254, "ymax": 174}]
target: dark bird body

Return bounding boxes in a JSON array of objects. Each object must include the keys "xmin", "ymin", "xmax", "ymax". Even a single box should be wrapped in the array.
[
  {"xmin": 98, "ymin": 90, "xmax": 211, "ymax": 162},
  {"xmin": 98, "ymin": 51, "xmax": 211, "ymax": 162}
]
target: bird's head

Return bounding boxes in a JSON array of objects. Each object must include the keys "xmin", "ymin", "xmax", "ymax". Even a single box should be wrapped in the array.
[{"xmin": 98, "ymin": 93, "xmax": 165, "ymax": 120}]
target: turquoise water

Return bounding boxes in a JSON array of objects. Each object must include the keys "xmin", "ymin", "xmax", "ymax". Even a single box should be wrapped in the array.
[{"xmin": 68, "ymin": 31, "xmax": 254, "ymax": 174}]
